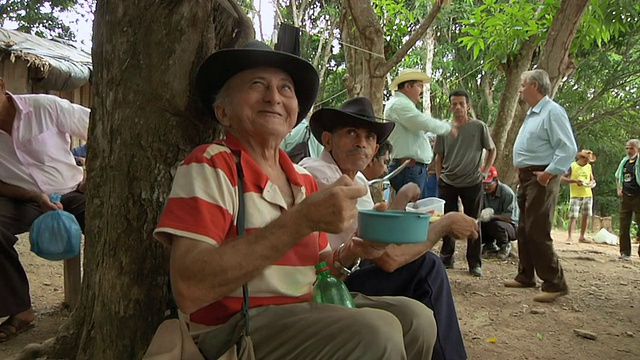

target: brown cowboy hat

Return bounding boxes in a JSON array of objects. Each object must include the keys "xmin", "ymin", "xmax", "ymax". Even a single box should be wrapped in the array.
[
  {"xmin": 195, "ymin": 40, "xmax": 319, "ymax": 124},
  {"xmin": 309, "ymin": 97, "xmax": 395, "ymax": 145},
  {"xmin": 577, "ymin": 149, "xmax": 597, "ymax": 163}
]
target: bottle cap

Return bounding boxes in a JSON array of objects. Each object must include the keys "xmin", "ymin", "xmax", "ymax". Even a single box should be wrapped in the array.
[{"xmin": 315, "ymin": 261, "xmax": 330, "ymax": 274}]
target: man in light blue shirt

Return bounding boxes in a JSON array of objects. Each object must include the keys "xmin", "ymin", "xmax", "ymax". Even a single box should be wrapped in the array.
[
  {"xmin": 505, "ymin": 69, "xmax": 577, "ymax": 303},
  {"xmin": 384, "ymin": 69, "xmax": 457, "ymax": 197}
]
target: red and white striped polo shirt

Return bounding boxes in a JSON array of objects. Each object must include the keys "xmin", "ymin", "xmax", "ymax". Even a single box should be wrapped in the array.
[{"xmin": 154, "ymin": 132, "xmax": 330, "ymax": 327}]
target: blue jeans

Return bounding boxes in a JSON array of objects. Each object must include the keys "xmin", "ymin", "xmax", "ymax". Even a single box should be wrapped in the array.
[
  {"xmin": 389, "ymin": 160, "xmax": 429, "ymax": 198},
  {"xmin": 426, "ymin": 174, "xmax": 439, "ymax": 198}
]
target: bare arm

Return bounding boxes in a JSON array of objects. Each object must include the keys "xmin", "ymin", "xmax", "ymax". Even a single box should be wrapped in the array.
[
  {"xmin": 0, "ymin": 181, "xmax": 59, "ymax": 211},
  {"xmin": 371, "ymin": 212, "xmax": 478, "ymax": 272},
  {"xmin": 435, "ymin": 153, "xmax": 443, "ymax": 180},
  {"xmin": 482, "ymin": 147, "xmax": 497, "ymax": 177},
  {"xmin": 170, "ymin": 176, "xmax": 366, "ymax": 313}
]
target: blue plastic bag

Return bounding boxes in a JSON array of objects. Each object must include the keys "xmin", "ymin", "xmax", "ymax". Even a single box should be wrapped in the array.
[{"xmin": 29, "ymin": 194, "xmax": 82, "ymax": 261}]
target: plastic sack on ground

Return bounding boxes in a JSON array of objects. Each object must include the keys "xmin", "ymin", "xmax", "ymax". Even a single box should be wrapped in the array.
[
  {"xmin": 29, "ymin": 193, "xmax": 82, "ymax": 261},
  {"xmin": 593, "ymin": 228, "xmax": 619, "ymax": 246}
]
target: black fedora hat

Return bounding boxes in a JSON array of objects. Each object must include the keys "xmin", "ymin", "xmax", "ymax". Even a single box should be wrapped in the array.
[
  {"xmin": 195, "ymin": 40, "xmax": 319, "ymax": 124},
  {"xmin": 309, "ymin": 97, "xmax": 395, "ymax": 145}
]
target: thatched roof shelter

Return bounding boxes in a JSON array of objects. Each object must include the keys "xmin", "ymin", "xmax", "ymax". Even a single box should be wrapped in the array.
[{"xmin": 0, "ymin": 28, "xmax": 92, "ymax": 92}]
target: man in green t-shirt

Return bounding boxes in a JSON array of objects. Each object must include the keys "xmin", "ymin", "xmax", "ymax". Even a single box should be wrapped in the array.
[{"xmin": 615, "ymin": 139, "xmax": 640, "ymax": 259}]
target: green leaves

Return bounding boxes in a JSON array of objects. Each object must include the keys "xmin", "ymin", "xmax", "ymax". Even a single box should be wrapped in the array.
[
  {"xmin": 0, "ymin": 0, "xmax": 90, "ymax": 41},
  {"xmin": 458, "ymin": 0, "xmax": 555, "ymax": 64}
]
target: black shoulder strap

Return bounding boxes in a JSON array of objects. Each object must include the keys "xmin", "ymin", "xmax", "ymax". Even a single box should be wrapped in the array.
[{"xmin": 165, "ymin": 151, "xmax": 250, "ymax": 335}]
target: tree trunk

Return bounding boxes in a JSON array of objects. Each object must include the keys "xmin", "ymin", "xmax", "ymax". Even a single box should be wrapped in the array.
[
  {"xmin": 18, "ymin": 1, "xmax": 254, "ymax": 359},
  {"xmin": 490, "ymin": 38, "xmax": 538, "ymax": 185},
  {"xmin": 340, "ymin": 0, "xmax": 443, "ymax": 116},
  {"xmin": 492, "ymin": 0, "xmax": 589, "ymax": 186},
  {"xmin": 422, "ymin": 29, "xmax": 436, "ymax": 116},
  {"xmin": 339, "ymin": 0, "xmax": 387, "ymax": 115}
]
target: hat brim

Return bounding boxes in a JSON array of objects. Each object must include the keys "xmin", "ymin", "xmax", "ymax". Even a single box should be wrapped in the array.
[
  {"xmin": 309, "ymin": 108, "xmax": 395, "ymax": 145},
  {"xmin": 195, "ymin": 48, "xmax": 319, "ymax": 125},
  {"xmin": 390, "ymin": 73, "xmax": 431, "ymax": 91}
]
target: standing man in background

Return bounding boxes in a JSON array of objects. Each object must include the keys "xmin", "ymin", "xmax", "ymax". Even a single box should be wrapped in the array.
[
  {"xmin": 508, "ymin": 69, "xmax": 577, "ymax": 302},
  {"xmin": 434, "ymin": 89, "xmax": 496, "ymax": 277},
  {"xmin": 561, "ymin": 150, "xmax": 597, "ymax": 244},
  {"xmin": 615, "ymin": 139, "xmax": 640, "ymax": 260},
  {"xmin": 384, "ymin": 69, "xmax": 457, "ymax": 198}
]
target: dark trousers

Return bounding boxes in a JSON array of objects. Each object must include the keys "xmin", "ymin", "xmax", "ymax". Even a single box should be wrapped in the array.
[
  {"xmin": 389, "ymin": 160, "xmax": 429, "ymax": 198},
  {"xmin": 438, "ymin": 181, "xmax": 483, "ymax": 268},
  {"xmin": 619, "ymin": 193, "xmax": 640, "ymax": 256},
  {"xmin": 481, "ymin": 220, "xmax": 516, "ymax": 247},
  {"xmin": 0, "ymin": 192, "xmax": 85, "ymax": 317},
  {"xmin": 345, "ymin": 252, "xmax": 467, "ymax": 360},
  {"xmin": 515, "ymin": 167, "xmax": 567, "ymax": 292}
]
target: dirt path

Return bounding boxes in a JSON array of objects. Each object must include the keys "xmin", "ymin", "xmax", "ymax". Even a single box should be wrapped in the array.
[{"xmin": 2, "ymin": 231, "xmax": 640, "ymax": 359}]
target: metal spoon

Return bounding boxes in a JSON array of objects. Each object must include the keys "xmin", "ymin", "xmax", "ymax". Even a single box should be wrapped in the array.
[{"xmin": 368, "ymin": 159, "xmax": 411, "ymax": 186}]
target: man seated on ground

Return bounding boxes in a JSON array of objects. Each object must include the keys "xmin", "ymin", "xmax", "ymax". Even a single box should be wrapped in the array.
[
  {"xmin": 154, "ymin": 41, "xmax": 440, "ymax": 359},
  {"xmin": 480, "ymin": 166, "xmax": 518, "ymax": 261},
  {"xmin": 360, "ymin": 140, "xmax": 393, "ymax": 203},
  {"xmin": 0, "ymin": 77, "xmax": 89, "ymax": 343},
  {"xmin": 300, "ymin": 97, "xmax": 477, "ymax": 360}
]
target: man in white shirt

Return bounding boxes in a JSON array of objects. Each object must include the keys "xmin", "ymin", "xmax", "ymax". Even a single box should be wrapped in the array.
[
  {"xmin": 301, "ymin": 97, "xmax": 477, "ymax": 360},
  {"xmin": 0, "ymin": 77, "xmax": 89, "ymax": 342},
  {"xmin": 384, "ymin": 69, "xmax": 457, "ymax": 197}
]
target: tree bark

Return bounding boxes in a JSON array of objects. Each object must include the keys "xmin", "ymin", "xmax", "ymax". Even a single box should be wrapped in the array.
[
  {"xmin": 490, "ymin": 38, "xmax": 538, "ymax": 185},
  {"xmin": 339, "ymin": 0, "xmax": 443, "ymax": 116},
  {"xmin": 19, "ymin": 1, "xmax": 254, "ymax": 359}
]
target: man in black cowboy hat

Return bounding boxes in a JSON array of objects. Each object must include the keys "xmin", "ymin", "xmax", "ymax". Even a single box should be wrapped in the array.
[
  {"xmin": 154, "ymin": 41, "xmax": 439, "ymax": 360},
  {"xmin": 301, "ymin": 97, "xmax": 478, "ymax": 360}
]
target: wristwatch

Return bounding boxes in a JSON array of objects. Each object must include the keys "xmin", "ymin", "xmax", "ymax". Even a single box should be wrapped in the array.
[{"xmin": 333, "ymin": 243, "xmax": 361, "ymax": 276}]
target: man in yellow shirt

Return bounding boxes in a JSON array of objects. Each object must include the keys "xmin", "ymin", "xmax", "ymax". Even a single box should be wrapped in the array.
[{"xmin": 561, "ymin": 150, "xmax": 596, "ymax": 244}]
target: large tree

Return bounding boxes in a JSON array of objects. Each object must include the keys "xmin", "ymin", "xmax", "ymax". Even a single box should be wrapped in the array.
[
  {"xmin": 14, "ymin": 0, "xmax": 254, "ymax": 359},
  {"xmin": 339, "ymin": 0, "xmax": 446, "ymax": 115}
]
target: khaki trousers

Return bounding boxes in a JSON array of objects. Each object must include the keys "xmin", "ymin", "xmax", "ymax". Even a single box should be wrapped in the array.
[{"xmin": 200, "ymin": 293, "xmax": 437, "ymax": 360}]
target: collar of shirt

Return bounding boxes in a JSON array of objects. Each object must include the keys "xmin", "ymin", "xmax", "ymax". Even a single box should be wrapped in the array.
[
  {"xmin": 527, "ymin": 96, "xmax": 550, "ymax": 115},
  {"xmin": 222, "ymin": 131, "xmax": 305, "ymax": 191},
  {"xmin": 392, "ymin": 91, "xmax": 413, "ymax": 104}
]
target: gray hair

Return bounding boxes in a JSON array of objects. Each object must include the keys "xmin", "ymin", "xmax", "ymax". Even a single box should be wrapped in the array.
[
  {"xmin": 213, "ymin": 81, "xmax": 232, "ymax": 110},
  {"xmin": 522, "ymin": 69, "xmax": 551, "ymax": 96},
  {"xmin": 627, "ymin": 139, "xmax": 640, "ymax": 148}
]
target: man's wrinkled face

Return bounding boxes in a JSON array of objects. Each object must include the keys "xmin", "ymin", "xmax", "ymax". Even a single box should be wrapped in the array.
[
  {"xmin": 369, "ymin": 151, "xmax": 391, "ymax": 179},
  {"xmin": 450, "ymin": 95, "xmax": 470, "ymax": 120},
  {"xmin": 323, "ymin": 127, "xmax": 379, "ymax": 175},
  {"xmin": 519, "ymin": 77, "xmax": 537, "ymax": 104},
  {"xmin": 626, "ymin": 141, "xmax": 639, "ymax": 158},
  {"xmin": 483, "ymin": 179, "xmax": 498, "ymax": 194},
  {"xmin": 406, "ymin": 81, "xmax": 424, "ymax": 105},
  {"xmin": 214, "ymin": 67, "xmax": 298, "ymax": 139}
]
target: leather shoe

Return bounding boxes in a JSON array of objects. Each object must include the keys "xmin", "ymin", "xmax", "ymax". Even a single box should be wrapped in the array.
[
  {"xmin": 533, "ymin": 290, "xmax": 568, "ymax": 303},
  {"xmin": 469, "ymin": 266, "xmax": 482, "ymax": 277},
  {"xmin": 504, "ymin": 279, "xmax": 536, "ymax": 288}
]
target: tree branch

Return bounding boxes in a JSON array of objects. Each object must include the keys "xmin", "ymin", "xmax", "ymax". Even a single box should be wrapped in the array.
[{"xmin": 377, "ymin": 0, "xmax": 443, "ymax": 76}]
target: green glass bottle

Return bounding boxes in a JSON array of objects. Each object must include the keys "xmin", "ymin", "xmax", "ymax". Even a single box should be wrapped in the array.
[{"xmin": 312, "ymin": 261, "xmax": 356, "ymax": 308}]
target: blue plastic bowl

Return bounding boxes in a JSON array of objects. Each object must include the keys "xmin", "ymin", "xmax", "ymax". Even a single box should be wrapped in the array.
[{"xmin": 358, "ymin": 210, "xmax": 432, "ymax": 244}]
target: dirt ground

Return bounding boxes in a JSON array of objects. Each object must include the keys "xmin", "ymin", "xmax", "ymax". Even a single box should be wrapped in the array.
[{"xmin": 2, "ymin": 230, "xmax": 640, "ymax": 360}]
